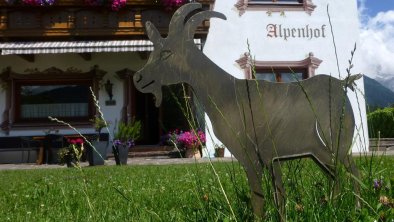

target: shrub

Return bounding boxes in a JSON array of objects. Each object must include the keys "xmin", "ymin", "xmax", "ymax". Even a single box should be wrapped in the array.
[
  {"xmin": 114, "ymin": 118, "xmax": 142, "ymax": 147},
  {"xmin": 367, "ymin": 107, "xmax": 394, "ymax": 138}
]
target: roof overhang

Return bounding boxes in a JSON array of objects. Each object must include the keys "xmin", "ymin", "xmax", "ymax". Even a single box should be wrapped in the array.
[{"xmin": 0, "ymin": 39, "xmax": 202, "ymax": 55}]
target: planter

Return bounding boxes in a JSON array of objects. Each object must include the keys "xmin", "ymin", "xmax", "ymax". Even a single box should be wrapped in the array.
[
  {"xmin": 214, "ymin": 147, "xmax": 225, "ymax": 157},
  {"xmin": 65, "ymin": 155, "xmax": 76, "ymax": 168},
  {"xmin": 184, "ymin": 148, "xmax": 201, "ymax": 158},
  {"xmin": 113, "ymin": 145, "xmax": 129, "ymax": 165},
  {"xmin": 87, "ymin": 141, "xmax": 108, "ymax": 166}
]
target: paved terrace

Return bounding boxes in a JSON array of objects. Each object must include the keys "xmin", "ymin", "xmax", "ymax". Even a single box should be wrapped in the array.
[
  {"xmin": 0, "ymin": 157, "xmax": 237, "ymax": 171},
  {"xmin": 0, "ymin": 150, "xmax": 393, "ymax": 171}
]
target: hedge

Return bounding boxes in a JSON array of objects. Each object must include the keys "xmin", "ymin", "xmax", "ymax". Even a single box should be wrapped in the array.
[{"xmin": 367, "ymin": 107, "xmax": 394, "ymax": 138}]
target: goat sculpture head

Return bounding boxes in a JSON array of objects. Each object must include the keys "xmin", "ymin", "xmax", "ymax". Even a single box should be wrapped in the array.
[{"xmin": 133, "ymin": 3, "xmax": 226, "ymax": 107}]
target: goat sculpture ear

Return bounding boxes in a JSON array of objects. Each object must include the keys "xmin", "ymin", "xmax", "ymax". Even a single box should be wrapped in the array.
[
  {"xmin": 185, "ymin": 11, "xmax": 227, "ymax": 40},
  {"xmin": 145, "ymin": 21, "xmax": 162, "ymax": 45}
]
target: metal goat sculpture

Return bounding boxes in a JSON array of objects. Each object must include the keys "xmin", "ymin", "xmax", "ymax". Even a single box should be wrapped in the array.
[{"xmin": 134, "ymin": 3, "xmax": 361, "ymax": 218}]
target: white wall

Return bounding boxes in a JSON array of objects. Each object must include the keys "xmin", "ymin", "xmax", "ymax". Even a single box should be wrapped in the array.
[
  {"xmin": 0, "ymin": 52, "xmax": 146, "ymax": 138},
  {"xmin": 203, "ymin": 0, "xmax": 368, "ymax": 157}
]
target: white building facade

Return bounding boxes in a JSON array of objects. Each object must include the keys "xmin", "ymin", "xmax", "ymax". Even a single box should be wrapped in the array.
[{"xmin": 203, "ymin": 0, "xmax": 368, "ymax": 156}]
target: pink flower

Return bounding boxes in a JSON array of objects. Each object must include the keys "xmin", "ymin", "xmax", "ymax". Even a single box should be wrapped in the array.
[
  {"xmin": 111, "ymin": 0, "xmax": 126, "ymax": 11},
  {"xmin": 161, "ymin": 0, "xmax": 187, "ymax": 10},
  {"xmin": 177, "ymin": 130, "xmax": 206, "ymax": 149}
]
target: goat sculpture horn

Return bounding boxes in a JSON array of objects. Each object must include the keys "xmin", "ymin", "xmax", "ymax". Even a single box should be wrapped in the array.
[
  {"xmin": 145, "ymin": 21, "xmax": 163, "ymax": 46},
  {"xmin": 168, "ymin": 3, "xmax": 202, "ymax": 38},
  {"xmin": 184, "ymin": 11, "xmax": 227, "ymax": 40}
]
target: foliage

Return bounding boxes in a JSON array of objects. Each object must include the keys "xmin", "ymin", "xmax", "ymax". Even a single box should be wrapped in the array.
[
  {"xmin": 84, "ymin": 0, "xmax": 126, "ymax": 11},
  {"xmin": 89, "ymin": 115, "xmax": 110, "ymax": 135},
  {"xmin": 0, "ymin": 157, "xmax": 393, "ymax": 221},
  {"xmin": 367, "ymin": 107, "xmax": 394, "ymax": 138},
  {"xmin": 5, "ymin": 0, "xmax": 186, "ymax": 11},
  {"xmin": 5, "ymin": 0, "xmax": 55, "ymax": 6},
  {"xmin": 58, "ymin": 138, "xmax": 84, "ymax": 165},
  {"xmin": 160, "ymin": 0, "xmax": 187, "ymax": 10},
  {"xmin": 114, "ymin": 119, "xmax": 141, "ymax": 148},
  {"xmin": 214, "ymin": 144, "xmax": 225, "ymax": 157}
]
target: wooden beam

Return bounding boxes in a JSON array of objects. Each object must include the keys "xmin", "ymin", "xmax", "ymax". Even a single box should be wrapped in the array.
[
  {"xmin": 78, "ymin": 53, "xmax": 92, "ymax": 61},
  {"xmin": 18, "ymin": 54, "xmax": 34, "ymax": 63}
]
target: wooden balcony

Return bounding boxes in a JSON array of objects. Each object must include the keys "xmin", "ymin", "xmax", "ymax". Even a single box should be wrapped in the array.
[{"xmin": 0, "ymin": 0, "xmax": 214, "ymax": 40}]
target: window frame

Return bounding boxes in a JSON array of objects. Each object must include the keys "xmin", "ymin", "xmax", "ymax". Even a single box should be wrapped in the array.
[
  {"xmin": 254, "ymin": 67, "xmax": 308, "ymax": 82},
  {"xmin": 234, "ymin": 0, "xmax": 316, "ymax": 16},
  {"xmin": 0, "ymin": 66, "xmax": 106, "ymax": 133},
  {"xmin": 236, "ymin": 52, "xmax": 322, "ymax": 80},
  {"xmin": 14, "ymin": 79, "xmax": 94, "ymax": 123}
]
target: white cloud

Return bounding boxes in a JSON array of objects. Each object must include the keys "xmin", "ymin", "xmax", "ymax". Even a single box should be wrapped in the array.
[
  {"xmin": 357, "ymin": 0, "xmax": 368, "ymax": 24},
  {"xmin": 358, "ymin": 10, "xmax": 394, "ymax": 78}
]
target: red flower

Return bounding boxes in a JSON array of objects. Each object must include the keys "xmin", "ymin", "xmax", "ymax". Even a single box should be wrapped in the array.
[{"xmin": 68, "ymin": 138, "xmax": 84, "ymax": 145}]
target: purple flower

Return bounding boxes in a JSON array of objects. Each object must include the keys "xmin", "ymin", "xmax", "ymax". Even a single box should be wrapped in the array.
[
  {"xmin": 114, "ymin": 139, "xmax": 122, "ymax": 146},
  {"xmin": 114, "ymin": 139, "xmax": 135, "ymax": 148},
  {"xmin": 126, "ymin": 140, "xmax": 135, "ymax": 148},
  {"xmin": 373, "ymin": 178, "xmax": 382, "ymax": 190}
]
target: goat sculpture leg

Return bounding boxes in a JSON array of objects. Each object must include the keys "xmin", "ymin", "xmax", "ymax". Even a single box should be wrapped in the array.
[
  {"xmin": 343, "ymin": 157, "xmax": 361, "ymax": 207},
  {"xmin": 245, "ymin": 164, "xmax": 265, "ymax": 218},
  {"xmin": 270, "ymin": 160, "xmax": 286, "ymax": 220}
]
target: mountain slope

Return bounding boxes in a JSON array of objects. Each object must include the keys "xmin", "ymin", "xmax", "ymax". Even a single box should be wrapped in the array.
[
  {"xmin": 376, "ymin": 76, "xmax": 394, "ymax": 92},
  {"xmin": 364, "ymin": 75, "xmax": 394, "ymax": 108}
]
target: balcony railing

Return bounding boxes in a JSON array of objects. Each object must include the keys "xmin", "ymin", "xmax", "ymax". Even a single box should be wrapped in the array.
[{"xmin": 0, "ymin": 0, "xmax": 213, "ymax": 39}]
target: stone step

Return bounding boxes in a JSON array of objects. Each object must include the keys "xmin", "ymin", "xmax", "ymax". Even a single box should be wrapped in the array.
[
  {"xmin": 131, "ymin": 145, "xmax": 174, "ymax": 152},
  {"xmin": 129, "ymin": 150, "xmax": 173, "ymax": 158},
  {"xmin": 108, "ymin": 145, "xmax": 177, "ymax": 158}
]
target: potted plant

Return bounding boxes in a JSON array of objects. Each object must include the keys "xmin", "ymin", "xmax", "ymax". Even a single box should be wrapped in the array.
[
  {"xmin": 87, "ymin": 115, "xmax": 110, "ymax": 166},
  {"xmin": 214, "ymin": 144, "xmax": 225, "ymax": 158},
  {"xmin": 176, "ymin": 130, "xmax": 206, "ymax": 158},
  {"xmin": 113, "ymin": 118, "xmax": 141, "ymax": 165},
  {"xmin": 164, "ymin": 129, "xmax": 184, "ymax": 158},
  {"xmin": 58, "ymin": 138, "xmax": 84, "ymax": 167}
]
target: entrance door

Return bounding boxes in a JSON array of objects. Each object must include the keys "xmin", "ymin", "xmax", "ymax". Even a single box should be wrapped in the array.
[
  {"xmin": 134, "ymin": 91, "xmax": 160, "ymax": 145},
  {"xmin": 132, "ymin": 84, "xmax": 190, "ymax": 145}
]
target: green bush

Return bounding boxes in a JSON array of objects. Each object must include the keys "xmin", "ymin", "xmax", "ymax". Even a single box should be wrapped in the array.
[
  {"xmin": 367, "ymin": 107, "xmax": 394, "ymax": 138},
  {"xmin": 114, "ymin": 118, "xmax": 142, "ymax": 142}
]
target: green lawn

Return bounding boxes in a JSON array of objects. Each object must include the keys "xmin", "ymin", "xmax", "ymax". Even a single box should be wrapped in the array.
[{"xmin": 0, "ymin": 157, "xmax": 393, "ymax": 221}]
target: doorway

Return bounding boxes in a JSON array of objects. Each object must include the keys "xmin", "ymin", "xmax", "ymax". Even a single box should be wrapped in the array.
[{"xmin": 132, "ymin": 84, "xmax": 190, "ymax": 145}]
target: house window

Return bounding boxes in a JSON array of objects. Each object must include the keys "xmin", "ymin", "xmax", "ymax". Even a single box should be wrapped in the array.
[
  {"xmin": 254, "ymin": 67, "xmax": 307, "ymax": 82},
  {"xmin": 248, "ymin": 0, "xmax": 304, "ymax": 5},
  {"xmin": 0, "ymin": 66, "xmax": 105, "ymax": 133},
  {"xmin": 236, "ymin": 52, "xmax": 322, "ymax": 80},
  {"xmin": 16, "ymin": 80, "xmax": 92, "ymax": 122},
  {"xmin": 235, "ymin": 0, "xmax": 316, "ymax": 16}
]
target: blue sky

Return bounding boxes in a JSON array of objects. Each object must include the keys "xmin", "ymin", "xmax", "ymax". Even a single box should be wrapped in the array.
[
  {"xmin": 362, "ymin": 0, "xmax": 394, "ymax": 17},
  {"xmin": 357, "ymin": 0, "xmax": 394, "ymax": 78}
]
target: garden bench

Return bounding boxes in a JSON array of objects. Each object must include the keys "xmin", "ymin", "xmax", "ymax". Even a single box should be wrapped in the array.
[{"xmin": 0, "ymin": 137, "xmax": 40, "ymax": 163}]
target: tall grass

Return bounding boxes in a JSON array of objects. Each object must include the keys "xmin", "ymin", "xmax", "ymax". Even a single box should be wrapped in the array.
[{"xmin": 0, "ymin": 159, "xmax": 392, "ymax": 221}]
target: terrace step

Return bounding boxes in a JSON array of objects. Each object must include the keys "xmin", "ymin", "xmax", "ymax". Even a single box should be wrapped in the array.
[
  {"xmin": 108, "ymin": 145, "xmax": 177, "ymax": 158},
  {"xmin": 131, "ymin": 145, "xmax": 174, "ymax": 152},
  {"xmin": 129, "ymin": 150, "xmax": 173, "ymax": 158}
]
